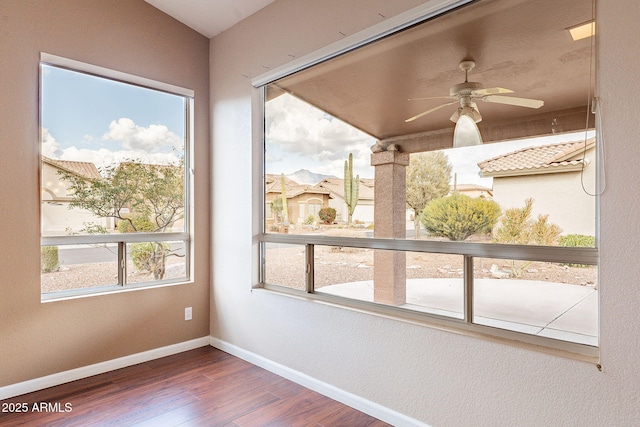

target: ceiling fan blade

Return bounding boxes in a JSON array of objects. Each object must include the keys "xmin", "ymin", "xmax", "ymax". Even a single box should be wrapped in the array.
[
  {"xmin": 408, "ymin": 96, "xmax": 455, "ymax": 101},
  {"xmin": 482, "ymin": 95, "xmax": 544, "ymax": 108},
  {"xmin": 405, "ymin": 101, "xmax": 458, "ymax": 123},
  {"xmin": 471, "ymin": 87, "xmax": 513, "ymax": 96}
]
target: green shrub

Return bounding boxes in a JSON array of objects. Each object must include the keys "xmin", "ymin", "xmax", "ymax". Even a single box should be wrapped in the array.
[
  {"xmin": 421, "ymin": 193, "xmax": 501, "ymax": 241},
  {"xmin": 318, "ymin": 207, "xmax": 337, "ymax": 224},
  {"xmin": 130, "ymin": 242, "xmax": 169, "ymax": 278},
  {"xmin": 118, "ymin": 216, "xmax": 155, "ymax": 233},
  {"xmin": 121, "ymin": 216, "xmax": 168, "ymax": 279},
  {"xmin": 304, "ymin": 214, "xmax": 316, "ymax": 225},
  {"xmin": 493, "ymin": 198, "xmax": 563, "ymax": 277},
  {"xmin": 41, "ymin": 246, "xmax": 59, "ymax": 272},
  {"xmin": 493, "ymin": 198, "xmax": 562, "ymax": 246},
  {"xmin": 560, "ymin": 234, "xmax": 595, "ymax": 247}
]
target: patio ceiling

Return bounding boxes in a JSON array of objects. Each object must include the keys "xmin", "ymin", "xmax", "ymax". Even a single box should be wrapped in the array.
[{"xmin": 268, "ymin": 0, "xmax": 596, "ymax": 152}]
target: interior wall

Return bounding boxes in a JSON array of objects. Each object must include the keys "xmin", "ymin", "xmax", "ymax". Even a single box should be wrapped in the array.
[
  {"xmin": 0, "ymin": 0, "xmax": 210, "ymax": 386},
  {"xmin": 210, "ymin": 0, "xmax": 640, "ymax": 425}
]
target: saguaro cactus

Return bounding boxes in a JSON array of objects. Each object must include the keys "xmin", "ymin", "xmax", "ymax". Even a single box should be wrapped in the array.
[
  {"xmin": 280, "ymin": 173, "xmax": 289, "ymax": 226},
  {"xmin": 343, "ymin": 153, "xmax": 359, "ymax": 225}
]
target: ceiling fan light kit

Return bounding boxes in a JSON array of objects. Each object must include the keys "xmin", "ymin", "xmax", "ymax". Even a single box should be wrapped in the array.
[
  {"xmin": 450, "ymin": 102, "xmax": 482, "ymax": 123},
  {"xmin": 453, "ymin": 115, "xmax": 483, "ymax": 148}
]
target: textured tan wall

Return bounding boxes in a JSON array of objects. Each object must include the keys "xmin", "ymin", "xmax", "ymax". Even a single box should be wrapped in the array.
[
  {"xmin": 0, "ymin": 0, "xmax": 210, "ymax": 386},
  {"xmin": 209, "ymin": 0, "xmax": 640, "ymax": 425}
]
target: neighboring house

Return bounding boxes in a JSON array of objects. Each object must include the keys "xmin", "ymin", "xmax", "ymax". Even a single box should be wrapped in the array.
[
  {"xmin": 450, "ymin": 183, "xmax": 493, "ymax": 199},
  {"xmin": 265, "ymin": 174, "xmax": 331, "ymax": 226},
  {"xmin": 478, "ymin": 139, "xmax": 596, "ymax": 236},
  {"xmin": 41, "ymin": 156, "xmax": 111, "ymax": 235},
  {"xmin": 316, "ymin": 177, "xmax": 375, "ymax": 223}
]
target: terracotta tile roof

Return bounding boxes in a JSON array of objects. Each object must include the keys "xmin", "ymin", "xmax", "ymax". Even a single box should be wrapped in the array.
[
  {"xmin": 265, "ymin": 174, "xmax": 330, "ymax": 197},
  {"xmin": 451, "ymin": 183, "xmax": 492, "ymax": 192},
  {"xmin": 43, "ymin": 156, "xmax": 101, "ymax": 180},
  {"xmin": 265, "ymin": 174, "xmax": 301, "ymax": 192},
  {"xmin": 450, "ymin": 183, "xmax": 493, "ymax": 197},
  {"xmin": 316, "ymin": 178, "xmax": 374, "ymax": 200},
  {"xmin": 478, "ymin": 138, "xmax": 595, "ymax": 177}
]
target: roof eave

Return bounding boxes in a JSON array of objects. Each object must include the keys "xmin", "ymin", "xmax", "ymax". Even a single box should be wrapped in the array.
[{"xmin": 480, "ymin": 163, "xmax": 586, "ymax": 178}]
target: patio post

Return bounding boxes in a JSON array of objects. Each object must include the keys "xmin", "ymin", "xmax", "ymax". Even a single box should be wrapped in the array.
[{"xmin": 371, "ymin": 147, "xmax": 409, "ymax": 305}]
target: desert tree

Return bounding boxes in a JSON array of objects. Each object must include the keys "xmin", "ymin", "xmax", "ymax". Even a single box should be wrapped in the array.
[
  {"xmin": 406, "ymin": 151, "xmax": 452, "ymax": 238},
  {"xmin": 59, "ymin": 158, "xmax": 184, "ymax": 280}
]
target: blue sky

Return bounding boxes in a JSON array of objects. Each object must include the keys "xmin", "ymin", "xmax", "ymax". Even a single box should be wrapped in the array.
[{"xmin": 41, "ymin": 64, "xmax": 185, "ymax": 169}]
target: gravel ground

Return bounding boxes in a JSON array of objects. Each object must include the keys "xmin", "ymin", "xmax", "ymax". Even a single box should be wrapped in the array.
[
  {"xmin": 42, "ymin": 240, "xmax": 597, "ymax": 294},
  {"xmin": 41, "ymin": 258, "xmax": 186, "ymax": 293},
  {"xmin": 264, "ymin": 245, "xmax": 597, "ymax": 291}
]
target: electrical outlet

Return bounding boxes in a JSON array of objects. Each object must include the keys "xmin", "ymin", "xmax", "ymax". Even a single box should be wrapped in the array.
[{"xmin": 185, "ymin": 307, "xmax": 192, "ymax": 321}]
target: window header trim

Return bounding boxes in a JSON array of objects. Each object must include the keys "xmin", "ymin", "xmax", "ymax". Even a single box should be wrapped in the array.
[{"xmin": 40, "ymin": 52, "xmax": 194, "ymax": 98}]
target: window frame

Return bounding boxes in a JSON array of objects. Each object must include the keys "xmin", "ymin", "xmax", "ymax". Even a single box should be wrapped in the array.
[
  {"xmin": 252, "ymin": 0, "xmax": 599, "ymax": 359},
  {"xmin": 39, "ymin": 53, "xmax": 195, "ymax": 301}
]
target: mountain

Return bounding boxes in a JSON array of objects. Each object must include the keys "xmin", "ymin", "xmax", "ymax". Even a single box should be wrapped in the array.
[{"xmin": 287, "ymin": 169, "xmax": 337, "ymax": 185}]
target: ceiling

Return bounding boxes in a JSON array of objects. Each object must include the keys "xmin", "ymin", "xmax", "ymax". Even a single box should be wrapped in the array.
[
  {"xmin": 145, "ymin": 0, "xmax": 274, "ymax": 38},
  {"xmin": 145, "ymin": 0, "xmax": 596, "ymax": 149},
  {"xmin": 267, "ymin": 0, "xmax": 596, "ymax": 150}
]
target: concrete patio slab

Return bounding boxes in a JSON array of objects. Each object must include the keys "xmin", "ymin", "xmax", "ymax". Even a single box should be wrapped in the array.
[{"xmin": 317, "ymin": 278, "xmax": 598, "ymax": 345}]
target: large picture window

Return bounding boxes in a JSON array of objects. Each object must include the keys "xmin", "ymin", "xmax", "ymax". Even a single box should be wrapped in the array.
[
  {"xmin": 257, "ymin": 0, "xmax": 598, "ymax": 356},
  {"xmin": 40, "ymin": 54, "xmax": 193, "ymax": 299}
]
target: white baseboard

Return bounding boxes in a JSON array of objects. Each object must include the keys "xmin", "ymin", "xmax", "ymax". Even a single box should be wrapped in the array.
[
  {"xmin": 2, "ymin": 336, "xmax": 428, "ymax": 426},
  {"xmin": 209, "ymin": 336, "xmax": 429, "ymax": 427},
  {"xmin": 0, "ymin": 336, "xmax": 210, "ymax": 401}
]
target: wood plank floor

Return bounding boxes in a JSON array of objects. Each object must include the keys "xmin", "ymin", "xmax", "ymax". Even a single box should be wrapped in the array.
[{"xmin": 0, "ymin": 346, "xmax": 391, "ymax": 426}]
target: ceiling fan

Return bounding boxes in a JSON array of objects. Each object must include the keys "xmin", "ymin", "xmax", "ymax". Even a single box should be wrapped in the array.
[{"xmin": 405, "ymin": 60, "xmax": 544, "ymax": 124}]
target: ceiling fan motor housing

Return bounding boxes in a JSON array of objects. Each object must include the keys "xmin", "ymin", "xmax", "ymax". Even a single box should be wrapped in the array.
[{"xmin": 450, "ymin": 81, "xmax": 483, "ymax": 97}]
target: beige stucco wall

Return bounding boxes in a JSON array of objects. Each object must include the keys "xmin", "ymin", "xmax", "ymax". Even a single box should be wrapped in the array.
[
  {"xmin": 492, "ymin": 170, "xmax": 597, "ymax": 236},
  {"xmin": 328, "ymin": 197, "xmax": 375, "ymax": 224},
  {"xmin": 211, "ymin": 0, "xmax": 640, "ymax": 426},
  {"xmin": 0, "ymin": 0, "xmax": 210, "ymax": 386},
  {"xmin": 41, "ymin": 162, "xmax": 109, "ymax": 235},
  {"xmin": 41, "ymin": 163, "xmax": 74, "ymax": 200}
]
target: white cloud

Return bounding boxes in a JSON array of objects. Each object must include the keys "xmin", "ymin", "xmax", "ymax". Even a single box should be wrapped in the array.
[
  {"xmin": 266, "ymin": 94, "xmax": 375, "ymax": 177},
  {"xmin": 103, "ymin": 117, "xmax": 182, "ymax": 153},
  {"xmin": 42, "ymin": 127, "xmax": 181, "ymax": 173},
  {"xmin": 41, "ymin": 128, "xmax": 63, "ymax": 158},
  {"xmin": 59, "ymin": 146, "xmax": 180, "ymax": 171}
]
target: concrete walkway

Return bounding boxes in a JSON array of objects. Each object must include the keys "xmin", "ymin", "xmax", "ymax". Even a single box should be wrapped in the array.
[{"xmin": 318, "ymin": 278, "xmax": 598, "ymax": 346}]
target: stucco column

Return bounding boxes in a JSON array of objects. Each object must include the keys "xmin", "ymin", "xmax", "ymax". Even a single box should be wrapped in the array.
[{"xmin": 371, "ymin": 149, "xmax": 409, "ymax": 305}]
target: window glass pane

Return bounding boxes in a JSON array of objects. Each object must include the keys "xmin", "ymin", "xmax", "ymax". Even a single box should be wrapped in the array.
[
  {"xmin": 260, "ymin": 0, "xmax": 598, "ymax": 350},
  {"xmin": 41, "ymin": 64, "xmax": 186, "ymax": 237},
  {"xmin": 473, "ymin": 257, "xmax": 598, "ymax": 346},
  {"xmin": 265, "ymin": 87, "xmax": 596, "ymax": 247},
  {"xmin": 126, "ymin": 240, "xmax": 187, "ymax": 284},
  {"xmin": 265, "ymin": 92, "xmax": 375, "ymax": 234},
  {"xmin": 40, "ymin": 61, "xmax": 190, "ymax": 294},
  {"xmin": 314, "ymin": 245, "xmax": 373, "ymax": 291},
  {"xmin": 316, "ymin": 248, "xmax": 464, "ymax": 319},
  {"xmin": 263, "ymin": 243, "xmax": 306, "ymax": 290},
  {"xmin": 41, "ymin": 244, "xmax": 118, "ymax": 293},
  {"xmin": 405, "ymin": 252, "xmax": 464, "ymax": 318},
  {"xmin": 412, "ymin": 134, "xmax": 597, "ymax": 246}
]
